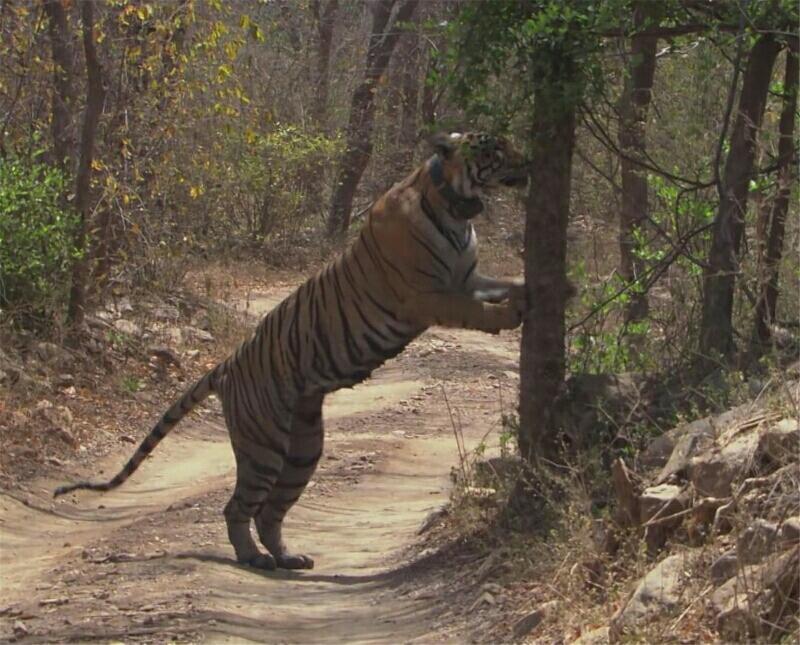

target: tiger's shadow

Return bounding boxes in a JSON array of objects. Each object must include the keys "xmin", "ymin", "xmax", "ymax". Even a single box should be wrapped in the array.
[{"xmin": 173, "ymin": 551, "xmax": 413, "ymax": 586}]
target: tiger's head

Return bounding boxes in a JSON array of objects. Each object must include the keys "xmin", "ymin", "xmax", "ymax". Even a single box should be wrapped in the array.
[{"xmin": 426, "ymin": 132, "xmax": 528, "ymax": 220}]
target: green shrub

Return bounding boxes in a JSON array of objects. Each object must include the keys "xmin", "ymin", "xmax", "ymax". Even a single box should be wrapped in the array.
[{"xmin": 0, "ymin": 156, "xmax": 79, "ymax": 322}]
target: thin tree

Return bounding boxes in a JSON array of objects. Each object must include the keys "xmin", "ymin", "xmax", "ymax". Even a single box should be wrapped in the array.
[
  {"xmin": 617, "ymin": 3, "xmax": 659, "ymax": 324},
  {"xmin": 518, "ymin": 81, "xmax": 578, "ymax": 461},
  {"xmin": 310, "ymin": 0, "xmax": 339, "ymax": 129},
  {"xmin": 752, "ymin": 37, "xmax": 798, "ymax": 349},
  {"xmin": 326, "ymin": 0, "xmax": 419, "ymax": 239},
  {"xmin": 66, "ymin": 0, "xmax": 106, "ymax": 330},
  {"xmin": 43, "ymin": 0, "xmax": 75, "ymax": 173},
  {"xmin": 699, "ymin": 34, "xmax": 780, "ymax": 360}
]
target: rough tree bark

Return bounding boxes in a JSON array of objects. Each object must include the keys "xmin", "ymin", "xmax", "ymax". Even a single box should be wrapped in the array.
[
  {"xmin": 752, "ymin": 37, "xmax": 798, "ymax": 348},
  {"xmin": 699, "ymin": 35, "xmax": 780, "ymax": 361},
  {"xmin": 518, "ymin": 86, "xmax": 577, "ymax": 461},
  {"xmin": 617, "ymin": 3, "xmax": 659, "ymax": 323},
  {"xmin": 43, "ymin": 0, "xmax": 76, "ymax": 172},
  {"xmin": 326, "ymin": 0, "xmax": 419, "ymax": 239},
  {"xmin": 397, "ymin": 10, "xmax": 420, "ymax": 170},
  {"xmin": 310, "ymin": 0, "xmax": 339, "ymax": 128},
  {"xmin": 66, "ymin": 1, "xmax": 106, "ymax": 330}
]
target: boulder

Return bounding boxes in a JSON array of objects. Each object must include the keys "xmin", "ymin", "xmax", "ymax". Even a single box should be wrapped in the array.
[
  {"xmin": 183, "ymin": 326, "xmax": 214, "ymax": 343},
  {"xmin": 779, "ymin": 516, "xmax": 800, "ymax": 547},
  {"xmin": 33, "ymin": 341, "xmax": 73, "ymax": 367},
  {"xmin": 736, "ymin": 519, "xmax": 779, "ymax": 565},
  {"xmin": 640, "ymin": 484, "xmax": 690, "ymax": 553},
  {"xmin": 113, "ymin": 319, "xmax": 141, "ymax": 336},
  {"xmin": 709, "ymin": 551, "xmax": 738, "ymax": 585},
  {"xmin": 654, "ymin": 418, "xmax": 714, "ymax": 483},
  {"xmin": 609, "ymin": 553, "xmax": 693, "ymax": 641},
  {"xmin": 689, "ymin": 426, "xmax": 759, "ymax": 498},
  {"xmin": 571, "ymin": 626, "xmax": 609, "ymax": 645},
  {"xmin": 151, "ymin": 304, "xmax": 180, "ymax": 321},
  {"xmin": 513, "ymin": 600, "xmax": 559, "ymax": 638},
  {"xmin": 757, "ymin": 418, "xmax": 799, "ymax": 467},
  {"xmin": 711, "ymin": 546, "xmax": 799, "ymax": 642}
]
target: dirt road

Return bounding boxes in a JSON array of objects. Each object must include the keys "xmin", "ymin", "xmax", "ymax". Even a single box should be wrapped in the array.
[{"xmin": 0, "ymin": 291, "xmax": 520, "ymax": 643}]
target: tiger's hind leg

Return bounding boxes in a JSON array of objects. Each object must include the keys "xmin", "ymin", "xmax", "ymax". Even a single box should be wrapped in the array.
[
  {"xmin": 221, "ymin": 376, "xmax": 290, "ymax": 570},
  {"xmin": 224, "ymin": 440, "xmax": 287, "ymax": 570},
  {"xmin": 255, "ymin": 393, "xmax": 323, "ymax": 570}
]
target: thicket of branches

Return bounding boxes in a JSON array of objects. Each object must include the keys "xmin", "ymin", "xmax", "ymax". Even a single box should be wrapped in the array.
[{"xmin": 1, "ymin": 1, "xmax": 797, "ymax": 459}]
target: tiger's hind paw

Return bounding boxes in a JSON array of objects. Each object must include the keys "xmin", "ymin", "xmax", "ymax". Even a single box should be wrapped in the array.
[
  {"xmin": 275, "ymin": 553, "xmax": 314, "ymax": 570},
  {"xmin": 242, "ymin": 552, "xmax": 277, "ymax": 570}
]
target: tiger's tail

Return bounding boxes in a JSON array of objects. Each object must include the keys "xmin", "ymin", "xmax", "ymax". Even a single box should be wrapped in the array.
[{"xmin": 53, "ymin": 363, "xmax": 224, "ymax": 498}]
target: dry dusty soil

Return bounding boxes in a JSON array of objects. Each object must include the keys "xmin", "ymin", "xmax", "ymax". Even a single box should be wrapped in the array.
[{"xmin": 0, "ymin": 288, "xmax": 521, "ymax": 643}]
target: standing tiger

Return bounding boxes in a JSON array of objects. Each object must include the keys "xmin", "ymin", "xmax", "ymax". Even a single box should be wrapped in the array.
[{"xmin": 55, "ymin": 132, "xmax": 529, "ymax": 570}]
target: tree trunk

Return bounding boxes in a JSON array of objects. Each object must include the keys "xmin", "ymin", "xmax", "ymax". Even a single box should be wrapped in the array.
[
  {"xmin": 310, "ymin": 0, "xmax": 339, "ymax": 129},
  {"xmin": 518, "ymin": 86, "xmax": 577, "ymax": 461},
  {"xmin": 752, "ymin": 37, "xmax": 798, "ymax": 348},
  {"xmin": 326, "ymin": 0, "xmax": 419, "ymax": 239},
  {"xmin": 699, "ymin": 35, "xmax": 780, "ymax": 361},
  {"xmin": 67, "ymin": 1, "xmax": 106, "ymax": 330},
  {"xmin": 617, "ymin": 4, "xmax": 659, "ymax": 323},
  {"xmin": 397, "ymin": 10, "xmax": 420, "ymax": 170},
  {"xmin": 43, "ymin": 0, "xmax": 76, "ymax": 172}
]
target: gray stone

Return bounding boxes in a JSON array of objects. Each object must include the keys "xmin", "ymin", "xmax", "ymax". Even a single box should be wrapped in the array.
[
  {"xmin": 711, "ymin": 546, "xmax": 799, "ymax": 641},
  {"xmin": 34, "ymin": 341, "xmax": 72, "ymax": 366},
  {"xmin": 710, "ymin": 551, "xmax": 739, "ymax": 585},
  {"xmin": 513, "ymin": 600, "xmax": 558, "ymax": 638},
  {"xmin": 183, "ymin": 326, "xmax": 214, "ymax": 343},
  {"xmin": 737, "ymin": 519, "xmax": 779, "ymax": 564},
  {"xmin": 690, "ymin": 426, "xmax": 759, "ymax": 498},
  {"xmin": 779, "ymin": 516, "xmax": 800, "ymax": 547},
  {"xmin": 758, "ymin": 418, "xmax": 799, "ymax": 466},
  {"xmin": 152, "ymin": 304, "xmax": 180, "ymax": 321},
  {"xmin": 113, "ymin": 319, "xmax": 141, "ymax": 336},
  {"xmin": 609, "ymin": 553, "xmax": 693, "ymax": 641},
  {"xmin": 639, "ymin": 484, "xmax": 687, "ymax": 524},
  {"xmin": 655, "ymin": 419, "xmax": 715, "ymax": 483},
  {"xmin": 571, "ymin": 626, "xmax": 609, "ymax": 644}
]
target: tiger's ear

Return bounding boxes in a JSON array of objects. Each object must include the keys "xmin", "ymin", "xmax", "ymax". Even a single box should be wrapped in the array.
[{"xmin": 429, "ymin": 132, "xmax": 458, "ymax": 159}]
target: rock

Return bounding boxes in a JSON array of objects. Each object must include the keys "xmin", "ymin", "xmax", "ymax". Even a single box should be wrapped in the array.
[
  {"xmin": 710, "ymin": 551, "xmax": 739, "ymax": 585},
  {"xmin": 609, "ymin": 553, "xmax": 693, "ymax": 641},
  {"xmin": 148, "ymin": 346, "xmax": 181, "ymax": 368},
  {"xmin": 571, "ymin": 626, "xmax": 610, "ymax": 644},
  {"xmin": 757, "ymin": 418, "xmax": 799, "ymax": 467},
  {"xmin": 417, "ymin": 505, "xmax": 448, "ymax": 535},
  {"xmin": 184, "ymin": 349, "xmax": 200, "ymax": 361},
  {"xmin": 711, "ymin": 546, "xmax": 799, "ymax": 641},
  {"xmin": 639, "ymin": 433, "xmax": 675, "ymax": 470},
  {"xmin": 513, "ymin": 600, "xmax": 559, "ymax": 637},
  {"xmin": 611, "ymin": 458, "xmax": 640, "ymax": 527},
  {"xmin": 152, "ymin": 304, "xmax": 180, "ymax": 321},
  {"xmin": 165, "ymin": 326, "xmax": 183, "ymax": 346},
  {"xmin": 655, "ymin": 419, "xmax": 715, "ymax": 483},
  {"xmin": 737, "ymin": 519, "xmax": 779, "ymax": 565},
  {"xmin": 54, "ymin": 373, "xmax": 75, "ymax": 388},
  {"xmin": 34, "ymin": 341, "xmax": 72, "ymax": 367},
  {"xmin": 468, "ymin": 591, "xmax": 495, "ymax": 611},
  {"xmin": 113, "ymin": 319, "xmax": 141, "ymax": 336},
  {"xmin": 639, "ymin": 484, "xmax": 687, "ymax": 525},
  {"xmin": 779, "ymin": 516, "xmax": 800, "ymax": 547},
  {"xmin": 689, "ymin": 448, "xmax": 743, "ymax": 498},
  {"xmin": 183, "ymin": 326, "xmax": 214, "ymax": 343},
  {"xmin": 109, "ymin": 296, "xmax": 133, "ymax": 314},
  {"xmin": 13, "ymin": 620, "xmax": 28, "ymax": 637}
]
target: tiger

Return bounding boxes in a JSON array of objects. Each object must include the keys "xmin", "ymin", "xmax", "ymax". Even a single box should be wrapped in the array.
[{"xmin": 54, "ymin": 132, "xmax": 530, "ymax": 571}]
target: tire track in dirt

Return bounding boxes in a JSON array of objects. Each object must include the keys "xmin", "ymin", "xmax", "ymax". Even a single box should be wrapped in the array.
[{"xmin": 0, "ymin": 290, "xmax": 520, "ymax": 643}]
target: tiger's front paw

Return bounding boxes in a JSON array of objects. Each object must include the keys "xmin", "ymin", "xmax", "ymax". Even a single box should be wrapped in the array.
[{"xmin": 485, "ymin": 301, "xmax": 524, "ymax": 333}]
